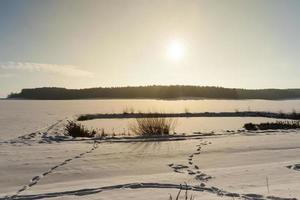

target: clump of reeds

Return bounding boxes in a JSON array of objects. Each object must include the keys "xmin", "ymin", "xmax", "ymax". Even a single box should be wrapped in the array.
[
  {"xmin": 122, "ymin": 107, "xmax": 135, "ymax": 114},
  {"xmin": 169, "ymin": 184, "xmax": 194, "ymax": 200},
  {"xmin": 243, "ymin": 123, "xmax": 258, "ymax": 131},
  {"xmin": 130, "ymin": 118, "xmax": 176, "ymax": 136},
  {"xmin": 291, "ymin": 109, "xmax": 300, "ymax": 119},
  {"xmin": 65, "ymin": 121, "xmax": 97, "ymax": 138},
  {"xmin": 244, "ymin": 120, "xmax": 300, "ymax": 131},
  {"xmin": 77, "ymin": 115, "xmax": 89, "ymax": 121}
]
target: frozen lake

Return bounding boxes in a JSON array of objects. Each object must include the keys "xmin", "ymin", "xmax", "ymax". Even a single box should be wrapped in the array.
[
  {"xmin": 80, "ymin": 117, "xmax": 286, "ymax": 135},
  {"xmin": 1, "ymin": 99, "xmax": 299, "ymax": 139}
]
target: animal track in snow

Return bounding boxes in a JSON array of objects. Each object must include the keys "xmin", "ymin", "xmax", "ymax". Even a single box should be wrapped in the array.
[
  {"xmin": 287, "ymin": 164, "xmax": 300, "ymax": 171},
  {"xmin": 168, "ymin": 140, "xmax": 213, "ymax": 182},
  {"xmin": 5, "ymin": 141, "xmax": 100, "ymax": 200},
  {"xmin": 3, "ymin": 182, "xmax": 297, "ymax": 200}
]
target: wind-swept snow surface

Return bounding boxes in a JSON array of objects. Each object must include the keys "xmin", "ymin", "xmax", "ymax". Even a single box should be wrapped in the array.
[{"xmin": 1, "ymin": 121, "xmax": 299, "ymax": 200}]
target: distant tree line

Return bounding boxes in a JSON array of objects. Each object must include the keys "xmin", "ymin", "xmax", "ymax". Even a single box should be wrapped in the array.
[{"xmin": 7, "ymin": 85, "xmax": 300, "ymax": 100}]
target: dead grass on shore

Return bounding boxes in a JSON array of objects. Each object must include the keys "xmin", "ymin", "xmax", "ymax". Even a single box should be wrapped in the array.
[
  {"xmin": 169, "ymin": 185, "xmax": 195, "ymax": 200},
  {"xmin": 65, "ymin": 121, "xmax": 97, "ymax": 138},
  {"xmin": 130, "ymin": 118, "xmax": 177, "ymax": 136},
  {"xmin": 244, "ymin": 120, "xmax": 300, "ymax": 131}
]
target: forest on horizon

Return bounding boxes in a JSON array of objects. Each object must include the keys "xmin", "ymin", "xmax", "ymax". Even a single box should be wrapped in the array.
[{"xmin": 7, "ymin": 86, "xmax": 300, "ymax": 100}]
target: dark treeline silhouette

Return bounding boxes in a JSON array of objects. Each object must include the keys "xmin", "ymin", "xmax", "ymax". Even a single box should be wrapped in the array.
[{"xmin": 7, "ymin": 85, "xmax": 300, "ymax": 100}]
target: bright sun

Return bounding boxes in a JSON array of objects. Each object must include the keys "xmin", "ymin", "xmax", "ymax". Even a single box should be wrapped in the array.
[{"xmin": 166, "ymin": 40, "xmax": 185, "ymax": 62}]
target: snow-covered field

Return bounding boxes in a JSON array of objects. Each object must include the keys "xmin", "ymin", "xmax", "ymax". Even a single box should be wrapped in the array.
[{"xmin": 1, "ymin": 100, "xmax": 300, "ymax": 200}]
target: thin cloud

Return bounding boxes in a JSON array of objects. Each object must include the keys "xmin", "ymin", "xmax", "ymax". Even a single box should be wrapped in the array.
[
  {"xmin": 0, "ymin": 62, "xmax": 94, "ymax": 78},
  {"xmin": 0, "ymin": 73, "xmax": 15, "ymax": 78}
]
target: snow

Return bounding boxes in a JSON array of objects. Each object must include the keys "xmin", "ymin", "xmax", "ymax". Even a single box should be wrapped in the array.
[
  {"xmin": 1, "ymin": 129, "xmax": 300, "ymax": 199},
  {"xmin": 0, "ymin": 100, "xmax": 300, "ymax": 200}
]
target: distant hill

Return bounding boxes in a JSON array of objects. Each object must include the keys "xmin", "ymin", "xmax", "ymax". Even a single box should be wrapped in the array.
[{"xmin": 7, "ymin": 86, "xmax": 300, "ymax": 100}]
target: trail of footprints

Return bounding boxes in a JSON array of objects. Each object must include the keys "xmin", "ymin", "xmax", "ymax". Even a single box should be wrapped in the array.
[
  {"xmin": 168, "ymin": 140, "xmax": 212, "ymax": 183},
  {"xmin": 3, "ymin": 182, "xmax": 297, "ymax": 200},
  {"xmin": 5, "ymin": 141, "xmax": 100, "ymax": 200},
  {"xmin": 167, "ymin": 141, "xmax": 298, "ymax": 200},
  {"xmin": 18, "ymin": 120, "xmax": 61, "ymax": 140},
  {"xmin": 1, "ymin": 120, "xmax": 65, "ymax": 146},
  {"xmin": 4, "ymin": 138, "xmax": 298, "ymax": 200},
  {"xmin": 287, "ymin": 163, "xmax": 300, "ymax": 171}
]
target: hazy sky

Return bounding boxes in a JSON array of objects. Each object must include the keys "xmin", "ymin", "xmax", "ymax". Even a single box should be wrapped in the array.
[{"xmin": 1, "ymin": 0, "xmax": 300, "ymax": 97}]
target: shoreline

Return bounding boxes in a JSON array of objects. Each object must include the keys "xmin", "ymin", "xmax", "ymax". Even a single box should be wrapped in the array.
[
  {"xmin": 78, "ymin": 111, "xmax": 300, "ymax": 121},
  {"xmin": 4, "ymin": 97, "xmax": 300, "ymax": 101}
]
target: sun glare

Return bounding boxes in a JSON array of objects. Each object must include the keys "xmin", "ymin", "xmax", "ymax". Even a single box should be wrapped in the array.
[{"xmin": 166, "ymin": 39, "xmax": 185, "ymax": 62}]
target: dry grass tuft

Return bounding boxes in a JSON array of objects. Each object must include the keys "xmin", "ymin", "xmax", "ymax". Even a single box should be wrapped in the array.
[
  {"xmin": 65, "ymin": 121, "xmax": 97, "ymax": 138},
  {"xmin": 130, "ymin": 118, "xmax": 176, "ymax": 136},
  {"xmin": 244, "ymin": 120, "xmax": 300, "ymax": 131},
  {"xmin": 169, "ymin": 184, "xmax": 195, "ymax": 200}
]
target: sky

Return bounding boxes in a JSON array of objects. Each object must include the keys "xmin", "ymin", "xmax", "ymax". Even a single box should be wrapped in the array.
[{"xmin": 0, "ymin": 0, "xmax": 300, "ymax": 97}]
